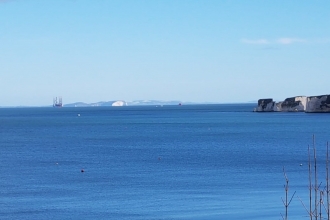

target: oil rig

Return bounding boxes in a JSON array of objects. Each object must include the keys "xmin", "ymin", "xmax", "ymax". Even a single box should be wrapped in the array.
[{"xmin": 53, "ymin": 97, "xmax": 63, "ymax": 107}]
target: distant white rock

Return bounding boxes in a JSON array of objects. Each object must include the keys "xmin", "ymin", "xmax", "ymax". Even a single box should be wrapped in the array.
[
  {"xmin": 255, "ymin": 99, "xmax": 275, "ymax": 112},
  {"xmin": 306, "ymin": 95, "xmax": 330, "ymax": 112},
  {"xmin": 254, "ymin": 95, "xmax": 330, "ymax": 113},
  {"xmin": 276, "ymin": 96, "xmax": 307, "ymax": 112},
  {"xmin": 112, "ymin": 101, "xmax": 127, "ymax": 106}
]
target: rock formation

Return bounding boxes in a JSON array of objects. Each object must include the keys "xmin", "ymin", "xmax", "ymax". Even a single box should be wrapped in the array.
[
  {"xmin": 255, "ymin": 94, "xmax": 330, "ymax": 113},
  {"xmin": 276, "ymin": 96, "xmax": 307, "ymax": 112},
  {"xmin": 255, "ymin": 99, "xmax": 275, "ymax": 112},
  {"xmin": 306, "ymin": 95, "xmax": 330, "ymax": 113}
]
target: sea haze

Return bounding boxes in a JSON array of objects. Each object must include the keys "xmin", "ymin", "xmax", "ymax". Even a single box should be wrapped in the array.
[{"xmin": 0, "ymin": 104, "xmax": 329, "ymax": 220}]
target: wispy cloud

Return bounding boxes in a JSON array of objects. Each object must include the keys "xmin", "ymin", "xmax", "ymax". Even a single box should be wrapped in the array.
[
  {"xmin": 277, "ymin": 38, "xmax": 307, "ymax": 45},
  {"xmin": 241, "ymin": 38, "xmax": 270, "ymax": 45},
  {"xmin": 241, "ymin": 37, "xmax": 308, "ymax": 45}
]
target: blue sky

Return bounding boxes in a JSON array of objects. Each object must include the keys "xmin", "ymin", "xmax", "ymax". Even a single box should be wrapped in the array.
[{"xmin": 0, "ymin": 0, "xmax": 329, "ymax": 106}]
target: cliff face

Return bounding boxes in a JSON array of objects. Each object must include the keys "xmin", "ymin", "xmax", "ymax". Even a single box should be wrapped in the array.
[
  {"xmin": 278, "ymin": 96, "xmax": 307, "ymax": 112},
  {"xmin": 306, "ymin": 95, "xmax": 330, "ymax": 113},
  {"xmin": 256, "ymin": 96, "xmax": 306, "ymax": 112},
  {"xmin": 255, "ymin": 99, "xmax": 275, "ymax": 112},
  {"xmin": 254, "ymin": 95, "xmax": 330, "ymax": 113},
  {"xmin": 274, "ymin": 102, "xmax": 282, "ymax": 112}
]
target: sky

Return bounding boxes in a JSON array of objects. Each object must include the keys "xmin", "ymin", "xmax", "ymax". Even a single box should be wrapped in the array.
[{"xmin": 0, "ymin": 0, "xmax": 329, "ymax": 106}]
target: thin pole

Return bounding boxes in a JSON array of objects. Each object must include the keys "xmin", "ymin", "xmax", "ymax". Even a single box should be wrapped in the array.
[
  {"xmin": 327, "ymin": 142, "xmax": 329, "ymax": 220},
  {"xmin": 286, "ymin": 170, "xmax": 288, "ymax": 220},
  {"xmin": 281, "ymin": 167, "xmax": 296, "ymax": 220},
  {"xmin": 308, "ymin": 145, "xmax": 313, "ymax": 220},
  {"xmin": 320, "ymin": 191, "xmax": 323, "ymax": 220},
  {"xmin": 314, "ymin": 135, "xmax": 318, "ymax": 220}
]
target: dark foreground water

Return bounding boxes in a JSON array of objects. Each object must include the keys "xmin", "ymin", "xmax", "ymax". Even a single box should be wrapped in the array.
[{"xmin": 1, "ymin": 104, "xmax": 330, "ymax": 220}]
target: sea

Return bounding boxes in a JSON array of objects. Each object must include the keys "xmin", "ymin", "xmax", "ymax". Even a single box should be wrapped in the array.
[{"xmin": 1, "ymin": 103, "xmax": 330, "ymax": 220}]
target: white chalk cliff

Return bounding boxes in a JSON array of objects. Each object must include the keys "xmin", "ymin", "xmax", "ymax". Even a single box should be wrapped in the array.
[
  {"xmin": 255, "ymin": 94, "xmax": 330, "ymax": 113},
  {"xmin": 112, "ymin": 101, "xmax": 127, "ymax": 106},
  {"xmin": 306, "ymin": 95, "xmax": 330, "ymax": 112},
  {"xmin": 275, "ymin": 96, "xmax": 307, "ymax": 112},
  {"xmin": 255, "ymin": 99, "xmax": 275, "ymax": 112}
]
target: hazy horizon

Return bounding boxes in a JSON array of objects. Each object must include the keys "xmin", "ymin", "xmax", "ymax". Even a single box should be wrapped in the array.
[
  {"xmin": 0, "ymin": 99, "xmax": 259, "ymax": 108},
  {"xmin": 1, "ymin": 1, "xmax": 329, "ymax": 106}
]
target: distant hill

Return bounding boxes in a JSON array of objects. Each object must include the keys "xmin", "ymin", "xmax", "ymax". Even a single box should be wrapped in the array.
[
  {"xmin": 63, "ymin": 100, "xmax": 187, "ymax": 107},
  {"xmin": 127, "ymin": 100, "xmax": 183, "ymax": 106},
  {"xmin": 64, "ymin": 100, "xmax": 126, "ymax": 107}
]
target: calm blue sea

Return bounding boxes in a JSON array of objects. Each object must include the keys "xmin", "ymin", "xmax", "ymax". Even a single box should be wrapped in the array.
[{"xmin": 1, "ymin": 104, "xmax": 330, "ymax": 220}]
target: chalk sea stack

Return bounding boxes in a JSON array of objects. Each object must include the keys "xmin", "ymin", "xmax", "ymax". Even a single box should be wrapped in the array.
[{"xmin": 255, "ymin": 94, "xmax": 330, "ymax": 113}]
